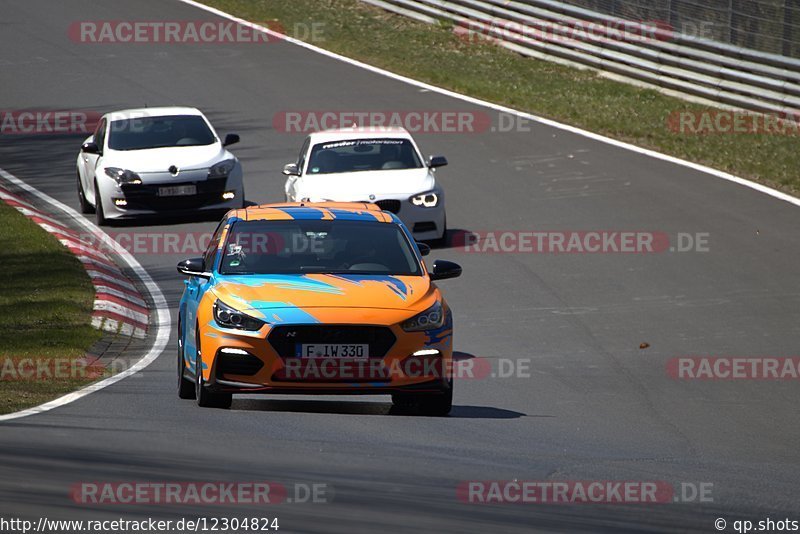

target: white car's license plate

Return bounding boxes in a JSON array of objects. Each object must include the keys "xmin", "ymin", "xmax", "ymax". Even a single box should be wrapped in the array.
[
  {"xmin": 298, "ymin": 344, "xmax": 369, "ymax": 359},
  {"xmin": 158, "ymin": 185, "xmax": 196, "ymax": 197}
]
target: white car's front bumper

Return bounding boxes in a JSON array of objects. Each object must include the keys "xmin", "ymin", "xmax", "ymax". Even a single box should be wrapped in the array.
[
  {"xmin": 98, "ymin": 166, "xmax": 244, "ymax": 220},
  {"xmin": 374, "ymin": 193, "xmax": 446, "ymax": 241}
]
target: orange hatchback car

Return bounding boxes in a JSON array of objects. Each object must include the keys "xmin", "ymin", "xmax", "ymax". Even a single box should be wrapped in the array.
[{"xmin": 176, "ymin": 202, "xmax": 462, "ymax": 415}]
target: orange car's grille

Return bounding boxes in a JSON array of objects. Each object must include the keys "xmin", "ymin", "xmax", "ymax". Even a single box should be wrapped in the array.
[{"xmin": 268, "ymin": 325, "xmax": 396, "ymax": 359}]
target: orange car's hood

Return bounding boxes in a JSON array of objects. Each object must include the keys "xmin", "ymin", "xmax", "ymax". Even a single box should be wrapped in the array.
[{"xmin": 211, "ymin": 273, "xmax": 433, "ymax": 313}]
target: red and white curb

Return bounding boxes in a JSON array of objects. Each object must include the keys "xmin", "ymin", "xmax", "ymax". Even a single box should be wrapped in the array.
[
  {"xmin": 0, "ymin": 166, "xmax": 168, "ymax": 422},
  {"xmin": 0, "ymin": 186, "xmax": 148, "ymax": 339}
]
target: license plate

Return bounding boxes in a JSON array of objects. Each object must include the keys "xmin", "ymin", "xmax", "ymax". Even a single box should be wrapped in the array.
[
  {"xmin": 298, "ymin": 344, "xmax": 369, "ymax": 359},
  {"xmin": 158, "ymin": 185, "xmax": 196, "ymax": 197}
]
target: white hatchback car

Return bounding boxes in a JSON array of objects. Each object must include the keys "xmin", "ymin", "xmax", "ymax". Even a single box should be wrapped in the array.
[
  {"xmin": 77, "ymin": 107, "xmax": 244, "ymax": 225},
  {"xmin": 283, "ymin": 127, "xmax": 448, "ymax": 243}
]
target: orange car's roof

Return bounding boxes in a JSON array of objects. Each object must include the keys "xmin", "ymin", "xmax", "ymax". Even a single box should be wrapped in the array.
[{"xmin": 228, "ymin": 202, "xmax": 394, "ymax": 223}]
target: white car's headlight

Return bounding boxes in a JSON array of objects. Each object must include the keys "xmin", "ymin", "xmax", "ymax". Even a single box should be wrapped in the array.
[
  {"xmin": 402, "ymin": 301, "xmax": 445, "ymax": 331},
  {"xmin": 104, "ymin": 167, "xmax": 142, "ymax": 185},
  {"xmin": 410, "ymin": 191, "xmax": 439, "ymax": 208},
  {"xmin": 209, "ymin": 159, "xmax": 236, "ymax": 179},
  {"xmin": 213, "ymin": 300, "xmax": 265, "ymax": 331}
]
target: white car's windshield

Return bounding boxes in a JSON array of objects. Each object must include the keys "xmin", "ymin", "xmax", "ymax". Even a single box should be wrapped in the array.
[
  {"xmin": 108, "ymin": 115, "xmax": 216, "ymax": 151},
  {"xmin": 307, "ymin": 138, "xmax": 423, "ymax": 175}
]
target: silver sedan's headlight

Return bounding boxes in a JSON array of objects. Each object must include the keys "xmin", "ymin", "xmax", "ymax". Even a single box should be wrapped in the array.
[
  {"xmin": 209, "ymin": 159, "xmax": 236, "ymax": 179},
  {"xmin": 402, "ymin": 301, "xmax": 445, "ymax": 331},
  {"xmin": 104, "ymin": 167, "xmax": 142, "ymax": 185},
  {"xmin": 409, "ymin": 191, "xmax": 439, "ymax": 208}
]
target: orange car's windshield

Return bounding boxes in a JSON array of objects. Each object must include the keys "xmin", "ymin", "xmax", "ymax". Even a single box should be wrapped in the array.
[{"xmin": 219, "ymin": 219, "xmax": 422, "ymax": 276}]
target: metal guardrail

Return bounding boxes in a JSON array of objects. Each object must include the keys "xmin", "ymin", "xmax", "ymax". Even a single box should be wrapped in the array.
[
  {"xmin": 362, "ymin": 0, "xmax": 800, "ymax": 116},
  {"xmin": 556, "ymin": 0, "xmax": 800, "ymax": 59}
]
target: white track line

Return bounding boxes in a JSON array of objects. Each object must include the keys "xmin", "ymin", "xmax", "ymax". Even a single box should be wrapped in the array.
[
  {"xmin": 178, "ymin": 0, "xmax": 800, "ymax": 208},
  {"xmin": 0, "ymin": 168, "xmax": 171, "ymax": 422}
]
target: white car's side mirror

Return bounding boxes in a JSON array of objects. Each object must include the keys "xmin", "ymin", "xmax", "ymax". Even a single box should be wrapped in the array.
[
  {"xmin": 283, "ymin": 163, "xmax": 300, "ymax": 176},
  {"xmin": 427, "ymin": 155, "xmax": 448, "ymax": 168},
  {"xmin": 81, "ymin": 141, "xmax": 101, "ymax": 155}
]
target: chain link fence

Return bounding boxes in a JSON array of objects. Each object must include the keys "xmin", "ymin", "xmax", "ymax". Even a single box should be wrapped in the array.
[{"xmin": 549, "ymin": 0, "xmax": 800, "ymax": 57}]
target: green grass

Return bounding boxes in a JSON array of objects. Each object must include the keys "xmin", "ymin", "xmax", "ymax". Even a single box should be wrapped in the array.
[
  {"xmin": 0, "ymin": 202, "xmax": 102, "ymax": 414},
  {"xmin": 204, "ymin": 0, "xmax": 799, "ymax": 195}
]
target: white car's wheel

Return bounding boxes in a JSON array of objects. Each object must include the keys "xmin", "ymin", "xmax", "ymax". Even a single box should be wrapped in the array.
[
  {"xmin": 94, "ymin": 182, "xmax": 107, "ymax": 226},
  {"xmin": 77, "ymin": 170, "xmax": 94, "ymax": 214}
]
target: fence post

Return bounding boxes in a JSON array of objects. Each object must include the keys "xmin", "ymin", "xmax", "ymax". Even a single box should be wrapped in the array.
[
  {"xmin": 783, "ymin": 0, "xmax": 794, "ymax": 57},
  {"xmin": 667, "ymin": 0, "xmax": 678, "ymax": 34}
]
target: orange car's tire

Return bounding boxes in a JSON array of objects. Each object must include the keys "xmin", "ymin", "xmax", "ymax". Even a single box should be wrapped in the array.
[
  {"xmin": 177, "ymin": 318, "xmax": 195, "ymax": 399},
  {"xmin": 392, "ymin": 379, "xmax": 453, "ymax": 416},
  {"xmin": 195, "ymin": 326, "xmax": 232, "ymax": 409},
  {"xmin": 391, "ymin": 394, "xmax": 414, "ymax": 409},
  {"xmin": 416, "ymin": 385, "xmax": 453, "ymax": 416}
]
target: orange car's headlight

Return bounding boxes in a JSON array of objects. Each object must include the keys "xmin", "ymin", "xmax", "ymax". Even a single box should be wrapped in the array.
[
  {"xmin": 213, "ymin": 300, "xmax": 265, "ymax": 331},
  {"xmin": 402, "ymin": 301, "xmax": 445, "ymax": 331}
]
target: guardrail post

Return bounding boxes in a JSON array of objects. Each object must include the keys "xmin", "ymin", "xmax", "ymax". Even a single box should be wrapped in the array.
[{"xmin": 783, "ymin": 0, "xmax": 795, "ymax": 57}]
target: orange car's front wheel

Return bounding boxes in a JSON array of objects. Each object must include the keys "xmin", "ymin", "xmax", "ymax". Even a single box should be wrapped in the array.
[
  {"xmin": 392, "ymin": 379, "xmax": 453, "ymax": 417},
  {"xmin": 177, "ymin": 317, "xmax": 195, "ymax": 400},
  {"xmin": 195, "ymin": 324, "xmax": 232, "ymax": 409}
]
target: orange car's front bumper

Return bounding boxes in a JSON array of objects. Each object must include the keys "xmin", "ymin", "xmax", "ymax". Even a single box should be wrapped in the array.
[{"xmin": 195, "ymin": 308, "xmax": 454, "ymax": 395}]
